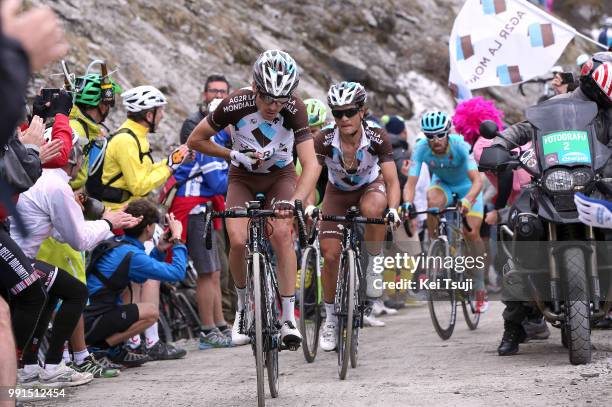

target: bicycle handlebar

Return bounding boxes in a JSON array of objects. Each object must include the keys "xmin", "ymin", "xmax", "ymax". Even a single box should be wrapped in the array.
[
  {"xmin": 201, "ymin": 200, "xmax": 308, "ymax": 249},
  {"xmin": 402, "ymin": 205, "xmax": 472, "ymax": 235}
]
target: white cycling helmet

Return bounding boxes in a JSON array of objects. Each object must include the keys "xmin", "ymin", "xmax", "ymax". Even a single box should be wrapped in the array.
[
  {"xmin": 252, "ymin": 50, "xmax": 299, "ymax": 97},
  {"xmin": 43, "ymin": 126, "xmax": 80, "ymax": 146},
  {"xmin": 121, "ymin": 85, "xmax": 167, "ymax": 113},
  {"xmin": 327, "ymin": 81, "xmax": 367, "ymax": 108}
]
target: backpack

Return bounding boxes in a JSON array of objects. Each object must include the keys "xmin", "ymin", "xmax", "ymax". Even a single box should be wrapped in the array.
[
  {"xmin": 85, "ymin": 128, "xmax": 152, "ymax": 203},
  {"xmin": 85, "ymin": 237, "xmax": 134, "ymax": 317}
]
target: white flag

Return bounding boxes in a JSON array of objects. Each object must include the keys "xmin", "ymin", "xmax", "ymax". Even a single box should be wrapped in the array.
[{"xmin": 448, "ymin": 0, "xmax": 576, "ymax": 98}]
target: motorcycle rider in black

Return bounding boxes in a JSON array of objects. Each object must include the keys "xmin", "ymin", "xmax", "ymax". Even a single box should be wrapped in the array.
[{"xmin": 494, "ymin": 52, "xmax": 612, "ymax": 356}]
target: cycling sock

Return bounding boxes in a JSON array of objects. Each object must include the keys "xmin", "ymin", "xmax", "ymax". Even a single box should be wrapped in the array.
[
  {"xmin": 324, "ymin": 302, "xmax": 337, "ymax": 324},
  {"xmin": 281, "ymin": 296, "xmax": 296, "ymax": 324},
  {"xmin": 44, "ymin": 363, "xmax": 59, "ymax": 371},
  {"xmin": 236, "ymin": 286, "xmax": 246, "ymax": 310},
  {"xmin": 127, "ymin": 335, "xmax": 141, "ymax": 350},
  {"xmin": 216, "ymin": 324, "xmax": 228, "ymax": 332},
  {"xmin": 62, "ymin": 344, "xmax": 71, "ymax": 363},
  {"xmin": 145, "ymin": 323, "xmax": 160, "ymax": 349},
  {"xmin": 73, "ymin": 349, "xmax": 89, "ymax": 365},
  {"xmin": 202, "ymin": 325, "xmax": 215, "ymax": 335}
]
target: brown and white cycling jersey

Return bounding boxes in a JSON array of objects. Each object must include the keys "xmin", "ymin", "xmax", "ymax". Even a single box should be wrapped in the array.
[
  {"xmin": 207, "ymin": 88, "xmax": 311, "ymax": 174},
  {"xmin": 314, "ymin": 122, "xmax": 393, "ymax": 191}
]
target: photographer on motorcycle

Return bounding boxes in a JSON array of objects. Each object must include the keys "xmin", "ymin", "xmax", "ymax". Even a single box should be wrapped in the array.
[{"xmin": 493, "ymin": 52, "xmax": 612, "ymax": 356}]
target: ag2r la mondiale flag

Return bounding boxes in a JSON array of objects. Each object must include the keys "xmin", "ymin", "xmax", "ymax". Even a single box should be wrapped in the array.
[{"xmin": 448, "ymin": 0, "xmax": 577, "ymax": 100}]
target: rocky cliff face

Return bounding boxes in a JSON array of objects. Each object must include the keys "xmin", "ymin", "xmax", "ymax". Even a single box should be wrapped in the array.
[{"xmin": 30, "ymin": 0, "xmax": 606, "ymax": 155}]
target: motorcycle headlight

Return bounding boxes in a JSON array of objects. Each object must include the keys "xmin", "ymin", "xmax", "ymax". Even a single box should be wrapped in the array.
[
  {"xmin": 571, "ymin": 168, "xmax": 593, "ymax": 188},
  {"xmin": 544, "ymin": 169, "xmax": 573, "ymax": 192}
]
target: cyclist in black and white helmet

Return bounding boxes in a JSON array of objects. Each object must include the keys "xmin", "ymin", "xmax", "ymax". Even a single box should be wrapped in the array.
[
  {"xmin": 187, "ymin": 49, "xmax": 319, "ymax": 349},
  {"xmin": 307, "ymin": 81, "xmax": 401, "ymax": 350}
]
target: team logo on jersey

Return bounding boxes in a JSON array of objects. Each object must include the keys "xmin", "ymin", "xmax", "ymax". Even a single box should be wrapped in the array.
[{"xmin": 251, "ymin": 123, "xmax": 277, "ymax": 147}]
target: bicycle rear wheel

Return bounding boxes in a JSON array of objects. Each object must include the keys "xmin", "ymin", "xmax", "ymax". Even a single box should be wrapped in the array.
[
  {"xmin": 249, "ymin": 252, "xmax": 266, "ymax": 407},
  {"xmin": 266, "ymin": 349, "xmax": 279, "ymax": 398},
  {"xmin": 426, "ymin": 239, "xmax": 456, "ymax": 340},
  {"xmin": 299, "ymin": 246, "xmax": 322, "ymax": 363},
  {"xmin": 338, "ymin": 251, "xmax": 355, "ymax": 380}
]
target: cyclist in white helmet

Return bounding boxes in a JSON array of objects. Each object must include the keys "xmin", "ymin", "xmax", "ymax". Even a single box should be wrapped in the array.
[
  {"xmin": 187, "ymin": 49, "xmax": 319, "ymax": 349},
  {"xmin": 308, "ymin": 81, "xmax": 401, "ymax": 350}
]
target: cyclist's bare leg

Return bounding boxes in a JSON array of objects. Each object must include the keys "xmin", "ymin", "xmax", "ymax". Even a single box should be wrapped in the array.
[
  {"xmin": 269, "ymin": 217, "xmax": 297, "ymax": 297},
  {"xmin": 320, "ymin": 238, "xmax": 342, "ymax": 304},
  {"xmin": 464, "ymin": 215, "xmax": 485, "ymax": 291},
  {"xmin": 360, "ymin": 191, "xmax": 387, "ymax": 255},
  {"xmin": 226, "ymin": 217, "xmax": 250, "ymax": 289},
  {"xmin": 426, "ymin": 188, "xmax": 447, "ymax": 239}
]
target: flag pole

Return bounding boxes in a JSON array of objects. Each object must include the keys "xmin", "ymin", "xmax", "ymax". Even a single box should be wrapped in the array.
[{"xmin": 573, "ymin": 31, "xmax": 609, "ymax": 51}]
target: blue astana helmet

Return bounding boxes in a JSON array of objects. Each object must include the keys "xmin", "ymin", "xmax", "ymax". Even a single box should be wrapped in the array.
[{"xmin": 420, "ymin": 111, "xmax": 451, "ymax": 135}]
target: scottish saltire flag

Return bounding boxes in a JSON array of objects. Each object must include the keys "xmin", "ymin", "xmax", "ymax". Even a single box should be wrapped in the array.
[{"xmin": 448, "ymin": 0, "xmax": 576, "ymax": 99}]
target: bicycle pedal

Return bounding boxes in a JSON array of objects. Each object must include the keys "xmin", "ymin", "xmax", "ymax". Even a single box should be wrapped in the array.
[{"xmin": 280, "ymin": 343, "xmax": 300, "ymax": 352}]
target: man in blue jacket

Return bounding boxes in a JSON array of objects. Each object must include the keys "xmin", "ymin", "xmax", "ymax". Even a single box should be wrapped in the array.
[
  {"xmin": 84, "ymin": 199, "xmax": 187, "ymax": 367},
  {"xmin": 170, "ymin": 100, "xmax": 231, "ymax": 349}
]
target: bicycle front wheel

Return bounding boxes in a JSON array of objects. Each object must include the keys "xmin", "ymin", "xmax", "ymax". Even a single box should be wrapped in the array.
[
  {"xmin": 263, "ymin": 257, "xmax": 280, "ymax": 398},
  {"xmin": 250, "ymin": 252, "xmax": 266, "ymax": 407},
  {"xmin": 338, "ymin": 250, "xmax": 355, "ymax": 380},
  {"xmin": 426, "ymin": 239, "xmax": 456, "ymax": 340},
  {"xmin": 461, "ymin": 276, "xmax": 480, "ymax": 330},
  {"xmin": 299, "ymin": 246, "xmax": 322, "ymax": 363}
]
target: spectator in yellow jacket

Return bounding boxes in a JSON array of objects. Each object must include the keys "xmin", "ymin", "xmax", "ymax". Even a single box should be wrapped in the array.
[{"xmin": 100, "ymin": 86, "xmax": 189, "ymax": 210}]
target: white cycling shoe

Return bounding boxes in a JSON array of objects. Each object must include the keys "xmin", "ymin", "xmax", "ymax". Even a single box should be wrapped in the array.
[
  {"xmin": 319, "ymin": 321, "xmax": 337, "ymax": 351},
  {"xmin": 231, "ymin": 309, "xmax": 250, "ymax": 346},
  {"xmin": 280, "ymin": 320, "xmax": 302, "ymax": 349},
  {"xmin": 363, "ymin": 313, "xmax": 386, "ymax": 327},
  {"xmin": 371, "ymin": 299, "xmax": 398, "ymax": 316}
]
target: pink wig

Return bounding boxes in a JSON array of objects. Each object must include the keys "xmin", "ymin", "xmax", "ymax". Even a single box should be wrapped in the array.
[{"xmin": 452, "ymin": 97, "xmax": 504, "ymax": 146}]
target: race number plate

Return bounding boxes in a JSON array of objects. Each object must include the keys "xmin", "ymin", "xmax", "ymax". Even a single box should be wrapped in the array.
[{"xmin": 541, "ymin": 130, "xmax": 591, "ymax": 166}]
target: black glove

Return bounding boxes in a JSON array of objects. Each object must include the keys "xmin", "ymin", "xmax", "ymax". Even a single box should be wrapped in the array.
[
  {"xmin": 32, "ymin": 95, "xmax": 50, "ymax": 120},
  {"xmin": 48, "ymin": 89, "xmax": 73, "ymax": 117}
]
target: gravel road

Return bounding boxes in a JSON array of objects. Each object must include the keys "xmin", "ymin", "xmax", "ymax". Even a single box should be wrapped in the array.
[{"xmin": 28, "ymin": 301, "xmax": 612, "ymax": 407}]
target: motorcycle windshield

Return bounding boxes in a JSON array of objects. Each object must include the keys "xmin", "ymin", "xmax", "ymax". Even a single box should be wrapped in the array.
[{"xmin": 526, "ymin": 98, "xmax": 604, "ymax": 172}]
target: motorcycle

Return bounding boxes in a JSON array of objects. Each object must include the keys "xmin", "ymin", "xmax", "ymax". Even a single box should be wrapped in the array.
[{"xmin": 478, "ymin": 98, "xmax": 612, "ymax": 365}]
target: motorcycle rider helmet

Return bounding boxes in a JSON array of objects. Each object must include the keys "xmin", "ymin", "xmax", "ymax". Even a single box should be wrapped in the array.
[{"xmin": 579, "ymin": 52, "xmax": 612, "ymax": 108}]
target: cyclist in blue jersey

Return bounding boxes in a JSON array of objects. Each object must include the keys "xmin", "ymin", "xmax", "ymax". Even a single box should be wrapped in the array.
[{"xmin": 402, "ymin": 111, "xmax": 488, "ymax": 313}]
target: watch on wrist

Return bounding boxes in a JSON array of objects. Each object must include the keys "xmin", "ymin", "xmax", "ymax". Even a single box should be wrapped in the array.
[{"xmin": 171, "ymin": 237, "xmax": 183, "ymax": 245}]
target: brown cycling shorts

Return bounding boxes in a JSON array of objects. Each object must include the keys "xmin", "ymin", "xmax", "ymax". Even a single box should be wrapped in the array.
[
  {"xmin": 320, "ymin": 176, "xmax": 387, "ymax": 240},
  {"xmin": 226, "ymin": 164, "xmax": 297, "ymax": 210}
]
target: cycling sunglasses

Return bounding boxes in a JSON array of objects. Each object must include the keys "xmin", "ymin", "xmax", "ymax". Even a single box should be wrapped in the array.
[
  {"xmin": 424, "ymin": 131, "xmax": 449, "ymax": 140},
  {"xmin": 331, "ymin": 107, "xmax": 361, "ymax": 119},
  {"xmin": 257, "ymin": 90, "xmax": 291, "ymax": 105}
]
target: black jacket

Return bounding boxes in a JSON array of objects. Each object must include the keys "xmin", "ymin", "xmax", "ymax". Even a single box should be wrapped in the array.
[
  {"xmin": 179, "ymin": 108, "xmax": 206, "ymax": 145},
  {"xmin": 388, "ymin": 132, "xmax": 409, "ymax": 190},
  {"xmin": 0, "ymin": 34, "xmax": 30, "ymax": 148}
]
